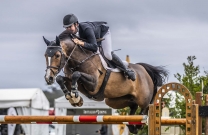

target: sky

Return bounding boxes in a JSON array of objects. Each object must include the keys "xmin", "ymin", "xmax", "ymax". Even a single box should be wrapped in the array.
[{"xmin": 0, "ymin": 0, "xmax": 208, "ymax": 89}]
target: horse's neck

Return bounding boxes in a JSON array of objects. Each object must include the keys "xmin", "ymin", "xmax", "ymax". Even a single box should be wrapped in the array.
[
  {"xmin": 65, "ymin": 45, "xmax": 92, "ymax": 63},
  {"xmin": 72, "ymin": 46, "xmax": 93, "ymax": 60},
  {"xmin": 66, "ymin": 46, "xmax": 103, "ymax": 74}
]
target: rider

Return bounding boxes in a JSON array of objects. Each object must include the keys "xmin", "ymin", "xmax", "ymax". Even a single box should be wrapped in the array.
[{"xmin": 62, "ymin": 14, "xmax": 136, "ymax": 81}]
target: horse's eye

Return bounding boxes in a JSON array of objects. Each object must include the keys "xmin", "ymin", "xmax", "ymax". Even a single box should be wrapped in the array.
[{"xmin": 56, "ymin": 54, "xmax": 60, "ymax": 58}]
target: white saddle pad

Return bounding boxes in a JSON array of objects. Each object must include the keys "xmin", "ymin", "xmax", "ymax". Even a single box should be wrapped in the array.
[{"xmin": 97, "ymin": 51, "xmax": 129, "ymax": 72}]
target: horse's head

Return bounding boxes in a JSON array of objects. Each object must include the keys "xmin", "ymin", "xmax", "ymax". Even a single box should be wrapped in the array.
[{"xmin": 43, "ymin": 36, "xmax": 66, "ymax": 85}]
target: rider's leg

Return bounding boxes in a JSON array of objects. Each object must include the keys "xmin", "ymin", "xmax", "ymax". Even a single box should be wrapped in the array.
[
  {"xmin": 111, "ymin": 53, "xmax": 136, "ymax": 81},
  {"xmin": 102, "ymin": 30, "xmax": 136, "ymax": 81},
  {"xmin": 101, "ymin": 30, "xmax": 112, "ymax": 60}
]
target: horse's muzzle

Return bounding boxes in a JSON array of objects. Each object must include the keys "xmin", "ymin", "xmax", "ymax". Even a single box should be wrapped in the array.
[
  {"xmin": 45, "ymin": 75, "xmax": 55, "ymax": 85},
  {"xmin": 45, "ymin": 69, "xmax": 56, "ymax": 85}
]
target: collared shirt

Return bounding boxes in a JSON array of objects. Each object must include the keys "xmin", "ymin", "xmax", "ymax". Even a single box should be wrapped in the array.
[{"xmin": 75, "ymin": 27, "xmax": 80, "ymax": 37}]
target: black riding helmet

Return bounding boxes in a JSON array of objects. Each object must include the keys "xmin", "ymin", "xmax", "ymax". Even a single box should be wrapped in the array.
[{"xmin": 63, "ymin": 14, "xmax": 78, "ymax": 28}]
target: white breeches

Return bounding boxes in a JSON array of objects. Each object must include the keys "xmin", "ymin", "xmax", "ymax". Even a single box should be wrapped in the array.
[{"xmin": 101, "ymin": 30, "xmax": 112, "ymax": 60}]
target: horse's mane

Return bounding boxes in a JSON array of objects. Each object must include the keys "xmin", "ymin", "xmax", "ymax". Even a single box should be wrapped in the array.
[{"xmin": 58, "ymin": 30, "xmax": 73, "ymax": 41}]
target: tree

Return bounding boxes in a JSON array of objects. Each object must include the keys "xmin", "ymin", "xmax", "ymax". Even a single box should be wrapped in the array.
[
  {"xmin": 165, "ymin": 56, "xmax": 208, "ymax": 133},
  {"xmin": 201, "ymin": 70, "xmax": 208, "ymax": 94},
  {"xmin": 174, "ymin": 56, "xmax": 202, "ymax": 98}
]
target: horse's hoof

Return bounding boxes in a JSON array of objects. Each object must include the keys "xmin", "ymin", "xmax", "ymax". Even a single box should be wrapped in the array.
[
  {"xmin": 76, "ymin": 96, "xmax": 83, "ymax": 107},
  {"xmin": 65, "ymin": 94, "xmax": 72, "ymax": 100},
  {"xmin": 71, "ymin": 103, "xmax": 77, "ymax": 107},
  {"xmin": 127, "ymin": 125, "xmax": 138, "ymax": 134},
  {"xmin": 136, "ymin": 125, "xmax": 143, "ymax": 130}
]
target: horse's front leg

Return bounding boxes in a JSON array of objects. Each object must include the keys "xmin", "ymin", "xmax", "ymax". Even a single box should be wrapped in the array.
[
  {"xmin": 70, "ymin": 71, "xmax": 97, "ymax": 100},
  {"xmin": 71, "ymin": 71, "xmax": 97, "ymax": 93},
  {"xmin": 56, "ymin": 75, "xmax": 83, "ymax": 107},
  {"xmin": 56, "ymin": 75, "xmax": 71, "ymax": 95}
]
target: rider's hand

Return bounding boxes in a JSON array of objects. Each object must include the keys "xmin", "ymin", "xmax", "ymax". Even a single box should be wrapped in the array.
[{"xmin": 72, "ymin": 38, "xmax": 84, "ymax": 46}]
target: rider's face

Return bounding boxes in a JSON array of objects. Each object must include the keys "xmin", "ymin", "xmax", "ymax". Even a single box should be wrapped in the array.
[{"xmin": 66, "ymin": 23, "xmax": 78, "ymax": 34}]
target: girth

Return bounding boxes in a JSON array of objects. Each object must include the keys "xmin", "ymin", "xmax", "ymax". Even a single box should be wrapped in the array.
[{"xmin": 81, "ymin": 69, "xmax": 112, "ymax": 101}]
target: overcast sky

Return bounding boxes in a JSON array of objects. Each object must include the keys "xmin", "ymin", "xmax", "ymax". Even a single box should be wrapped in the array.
[{"xmin": 0, "ymin": 0, "xmax": 208, "ymax": 89}]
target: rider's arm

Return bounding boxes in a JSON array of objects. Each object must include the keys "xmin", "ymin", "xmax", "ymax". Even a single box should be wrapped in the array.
[{"xmin": 82, "ymin": 28, "xmax": 98, "ymax": 52}]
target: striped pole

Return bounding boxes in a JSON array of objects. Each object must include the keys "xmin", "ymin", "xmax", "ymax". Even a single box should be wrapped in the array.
[
  {"xmin": 0, "ymin": 115, "xmax": 147, "ymax": 124},
  {"xmin": 0, "ymin": 115, "xmax": 188, "ymax": 125},
  {"xmin": 0, "ymin": 122, "xmax": 144, "ymax": 125}
]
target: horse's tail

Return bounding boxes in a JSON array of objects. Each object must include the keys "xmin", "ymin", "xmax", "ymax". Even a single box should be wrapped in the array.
[{"xmin": 137, "ymin": 63, "xmax": 168, "ymax": 103}]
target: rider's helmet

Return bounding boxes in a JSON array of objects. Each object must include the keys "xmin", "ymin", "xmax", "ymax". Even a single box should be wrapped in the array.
[{"xmin": 63, "ymin": 14, "xmax": 78, "ymax": 28}]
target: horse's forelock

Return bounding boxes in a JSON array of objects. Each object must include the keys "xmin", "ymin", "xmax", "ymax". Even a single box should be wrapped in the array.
[
  {"xmin": 46, "ymin": 41, "xmax": 59, "ymax": 47},
  {"xmin": 59, "ymin": 30, "xmax": 75, "ymax": 49}
]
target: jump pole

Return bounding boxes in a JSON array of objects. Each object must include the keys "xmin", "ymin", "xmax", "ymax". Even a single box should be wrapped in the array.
[
  {"xmin": 0, "ymin": 115, "xmax": 147, "ymax": 123},
  {"xmin": 0, "ymin": 115, "xmax": 187, "ymax": 125}
]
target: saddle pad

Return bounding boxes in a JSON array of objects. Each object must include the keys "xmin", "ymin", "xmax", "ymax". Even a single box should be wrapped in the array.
[{"xmin": 97, "ymin": 51, "xmax": 129, "ymax": 72}]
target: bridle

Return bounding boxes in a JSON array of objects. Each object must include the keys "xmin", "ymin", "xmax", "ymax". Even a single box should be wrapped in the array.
[
  {"xmin": 45, "ymin": 36, "xmax": 102, "ymax": 77},
  {"xmin": 45, "ymin": 44, "xmax": 98, "ymax": 77},
  {"xmin": 45, "ymin": 46, "xmax": 66, "ymax": 76}
]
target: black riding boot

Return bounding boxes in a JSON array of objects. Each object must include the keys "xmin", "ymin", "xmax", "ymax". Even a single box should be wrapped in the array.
[{"xmin": 111, "ymin": 53, "xmax": 136, "ymax": 81}]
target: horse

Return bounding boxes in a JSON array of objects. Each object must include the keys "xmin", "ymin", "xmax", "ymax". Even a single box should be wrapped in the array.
[{"xmin": 43, "ymin": 31, "xmax": 168, "ymax": 134}]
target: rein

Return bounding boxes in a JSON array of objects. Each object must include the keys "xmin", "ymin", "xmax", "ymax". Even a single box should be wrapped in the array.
[
  {"xmin": 63, "ymin": 44, "xmax": 100, "ymax": 73},
  {"xmin": 68, "ymin": 34, "xmax": 103, "ymax": 74}
]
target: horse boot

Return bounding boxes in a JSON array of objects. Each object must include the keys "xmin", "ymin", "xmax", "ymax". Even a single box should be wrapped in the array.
[{"xmin": 111, "ymin": 53, "xmax": 136, "ymax": 81}]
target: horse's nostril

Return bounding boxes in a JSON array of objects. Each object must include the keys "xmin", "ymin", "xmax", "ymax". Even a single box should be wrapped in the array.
[{"xmin": 49, "ymin": 77, "xmax": 53, "ymax": 82}]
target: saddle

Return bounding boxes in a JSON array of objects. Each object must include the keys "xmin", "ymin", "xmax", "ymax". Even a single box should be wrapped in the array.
[
  {"xmin": 98, "ymin": 46, "xmax": 116, "ymax": 68},
  {"xmin": 98, "ymin": 46, "xmax": 129, "ymax": 73}
]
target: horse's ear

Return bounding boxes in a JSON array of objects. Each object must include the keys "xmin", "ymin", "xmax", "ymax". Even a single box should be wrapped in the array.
[
  {"xmin": 43, "ymin": 36, "xmax": 50, "ymax": 46},
  {"xmin": 56, "ymin": 36, "xmax": 60, "ymax": 46}
]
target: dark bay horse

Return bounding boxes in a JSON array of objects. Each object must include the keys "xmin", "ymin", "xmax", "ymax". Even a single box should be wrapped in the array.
[{"xmin": 43, "ymin": 31, "xmax": 168, "ymax": 133}]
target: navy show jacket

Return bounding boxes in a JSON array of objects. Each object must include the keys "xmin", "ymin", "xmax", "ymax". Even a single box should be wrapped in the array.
[{"xmin": 79, "ymin": 21, "xmax": 109, "ymax": 52}]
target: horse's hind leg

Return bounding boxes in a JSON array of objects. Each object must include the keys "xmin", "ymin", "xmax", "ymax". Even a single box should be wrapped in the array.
[
  {"xmin": 126, "ymin": 103, "xmax": 140, "ymax": 134},
  {"xmin": 105, "ymin": 97, "xmax": 140, "ymax": 134},
  {"xmin": 134, "ymin": 108, "xmax": 147, "ymax": 132}
]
